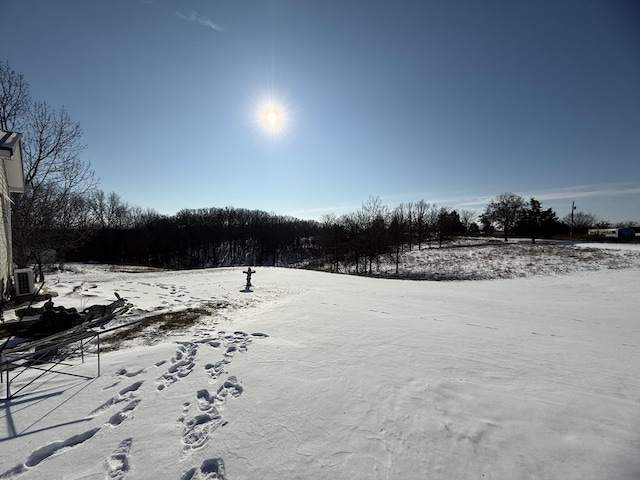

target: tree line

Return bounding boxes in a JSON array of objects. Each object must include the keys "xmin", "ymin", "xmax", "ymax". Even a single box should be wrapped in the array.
[
  {"xmin": 479, "ymin": 192, "xmax": 635, "ymax": 242},
  {"xmin": 32, "ymin": 191, "xmax": 629, "ymax": 276},
  {"xmin": 70, "ymin": 204, "xmax": 321, "ymax": 269}
]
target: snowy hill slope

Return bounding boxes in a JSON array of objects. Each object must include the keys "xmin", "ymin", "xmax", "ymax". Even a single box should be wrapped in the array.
[
  {"xmin": 1, "ymin": 243, "xmax": 639, "ymax": 479},
  {"xmin": 339, "ymin": 240, "xmax": 640, "ymax": 279}
]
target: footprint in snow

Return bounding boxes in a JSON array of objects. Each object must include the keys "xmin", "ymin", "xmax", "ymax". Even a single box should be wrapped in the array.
[
  {"xmin": 181, "ymin": 458, "xmax": 228, "ymax": 480},
  {"xmin": 89, "ymin": 380, "xmax": 144, "ymax": 417},
  {"xmin": 107, "ymin": 399, "xmax": 141, "ymax": 426},
  {"xmin": 115, "ymin": 367, "xmax": 145, "ymax": 378},
  {"xmin": 197, "ymin": 389, "xmax": 219, "ymax": 413},
  {"xmin": 106, "ymin": 437, "xmax": 133, "ymax": 480},
  {"xmin": 215, "ymin": 376, "xmax": 243, "ymax": 402},
  {"xmin": 0, "ymin": 428, "xmax": 101, "ymax": 477},
  {"xmin": 204, "ymin": 360, "xmax": 228, "ymax": 381},
  {"xmin": 180, "ymin": 407, "xmax": 224, "ymax": 451},
  {"xmin": 156, "ymin": 342, "xmax": 198, "ymax": 391}
]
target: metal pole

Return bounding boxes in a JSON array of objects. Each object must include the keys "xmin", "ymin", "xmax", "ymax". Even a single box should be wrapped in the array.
[
  {"xmin": 570, "ymin": 201, "xmax": 576, "ymax": 238},
  {"xmin": 97, "ymin": 333, "xmax": 100, "ymax": 377}
]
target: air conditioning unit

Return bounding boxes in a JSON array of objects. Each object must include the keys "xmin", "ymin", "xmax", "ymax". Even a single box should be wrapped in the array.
[{"xmin": 14, "ymin": 268, "xmax": 35, "ymax": 297}]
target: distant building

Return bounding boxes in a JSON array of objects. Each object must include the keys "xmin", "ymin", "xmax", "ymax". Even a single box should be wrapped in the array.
[
  {"xmin": 0, "ymin": 130, "xmax": 26, "ymax": 301},
  {"xmin": 588, "ymin": 228, "xmax": 636, "ymax": 240}
]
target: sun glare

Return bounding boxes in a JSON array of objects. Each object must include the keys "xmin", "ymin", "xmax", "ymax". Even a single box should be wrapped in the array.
[
  {"xmin": 266, "ymin": 110, "xmax": 279, "ymax": 125},
  {"xmin": 256, "ymin": 99, "xmax": 289, "ymax": 137}
]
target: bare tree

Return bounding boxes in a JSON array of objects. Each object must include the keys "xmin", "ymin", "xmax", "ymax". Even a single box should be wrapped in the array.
[
  {"xmin": 1, "ymin": 61, "xmax": 97, "ymax": 270},
  {"xmin": 320, "ymin": 213, "xmax": 347, "ymax": 273},
  {"xmin": 425, "ymin": 203, "xmax": 439, "ymax": 248},
  {"xmin": 615, "ymin": 220, "xmax": 639, "ymax": 228},
  {"xmin": 404, "ymin": 201, "xmax": 414, "ymax": 251},
  {"xmin": 361, "ymin": 195, "xmax": 387, "ymax": 222},
  {"xmin": 360, "ymin": 196, "xmax": 389, "ymax": 274},
  {"xmin": 341, "ymin": 211, "xmax": 364, "ymax": 273},
  {"xmin": 561, "ymin": 211, "xmax": 598, "ymax": 234},
  {"xmin": 388, "ymin": 204, "xmax": 406, "ymax": 275},
  {"xmin": 89, "ymin": 191, "xmax": 133, "ymax": 229},
  {"xmin": 459, "ymin": 209, "xmax": 476, "ymax": 233},
  {"xmin": 0, "ymin": 60, "xmax": 30, "ymax": 131},
  {"xmin": 130, "ymin": 206, "xmax": 164, "ymax": 227},
  {"xmin": 480, "ymin": 192, "xmax": 526, "ymax": 241},
  {"xmin": 414, "ymin": 200, "xmax": 429, "ymax": 250}
]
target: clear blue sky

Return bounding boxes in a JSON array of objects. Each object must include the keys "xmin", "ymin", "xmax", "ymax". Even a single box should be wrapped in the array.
[{"xmin": 3, "ymin": 0, "xmax": 640, "ymax": 222}]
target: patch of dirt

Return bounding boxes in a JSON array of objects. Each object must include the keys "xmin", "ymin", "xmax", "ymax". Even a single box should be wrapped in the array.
[{"xmin": 98, "ymin": 301, "xmax": 231, "ymax": 352}]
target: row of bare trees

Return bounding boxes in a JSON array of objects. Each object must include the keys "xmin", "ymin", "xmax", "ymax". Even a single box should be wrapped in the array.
[
  {"xmin": 46, "ymin": 191, "xmax": 478, "ymax": 273},
  {"xmin": 317, "ymin": 196, "xmax": 476, "ymax": 275},
  {"xmin": 67, "ymin": 196, "xmax": 470, "ymax": 274},
  {"xmin": 44, "ymin": 191, "xmax": 632, "ymax": 276}
]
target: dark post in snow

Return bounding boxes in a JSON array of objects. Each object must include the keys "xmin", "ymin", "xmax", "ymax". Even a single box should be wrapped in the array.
[
  {"xmin": 243, "ymin": 267, "xmax": 256, "ymax": 290},
  {"xmin": 570, "ymin": 201, "xmax": 576, "ymax": 238}
]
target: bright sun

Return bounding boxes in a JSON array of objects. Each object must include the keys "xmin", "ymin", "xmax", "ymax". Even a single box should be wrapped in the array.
[
  {"xmin": 266, "ymin": 110, "xmax": 279, "ymax": 125},
  {"xmin": 256, "ymin": 99, "xmax": 288, "ymax": 137}
]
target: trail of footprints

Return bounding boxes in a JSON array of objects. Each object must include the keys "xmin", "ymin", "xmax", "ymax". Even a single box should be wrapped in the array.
[
  {"xmin": 0, "ymin": 375, "xmax": 144, "ymax": 479},
  {"xmin": 170, "ymin": 331, "xmax": 263, "ymax": 455},
  {"xmin": 1, "ymin": 330, "xmax": 268, "ymax": 479}
]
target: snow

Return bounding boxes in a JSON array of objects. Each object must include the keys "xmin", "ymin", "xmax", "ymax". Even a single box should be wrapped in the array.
[{"xmin": 1, "ymin": 242, "xmax": 639, "ymax": 479}]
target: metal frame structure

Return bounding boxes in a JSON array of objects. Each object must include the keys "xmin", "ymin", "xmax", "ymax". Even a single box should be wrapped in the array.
[
  {"xmin": 0, "ymin": 301, "xmax": 133, "ymax": 401},
  {"xmin": 0, "ymin": 327, "xmax": 102, "ymax": 400},
  {"xmin": 0, "ymin": 302, "xmax": 178, "ymax": 401}
]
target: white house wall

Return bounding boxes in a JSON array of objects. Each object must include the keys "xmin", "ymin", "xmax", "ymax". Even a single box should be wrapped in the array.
[
  {"xmin": 0, "ymin": 130, "xmax": 25, "ymax": 193},
  {"xmin": 0, "ymin": 130, "xmax": 25, "ymax": 300},
  {"xmin": 0, "ymin": 161, "xmax": 10, "ymax": 299}
]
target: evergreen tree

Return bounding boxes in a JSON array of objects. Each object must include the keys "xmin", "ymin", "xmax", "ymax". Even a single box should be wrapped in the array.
[{"xmin": 517, "ymin": 198, "xmax": 562, "ymax": 242}]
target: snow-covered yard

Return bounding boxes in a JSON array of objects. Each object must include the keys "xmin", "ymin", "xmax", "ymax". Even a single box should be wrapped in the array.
[{"xmin": 1, "ymin": 242, "xmax": 639, "ymax": 479}]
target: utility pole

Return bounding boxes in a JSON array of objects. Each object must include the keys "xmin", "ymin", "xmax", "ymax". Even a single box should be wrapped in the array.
[{"xmin": 570, "ymin": 201, "xmax": 576, "ymax": 238}]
